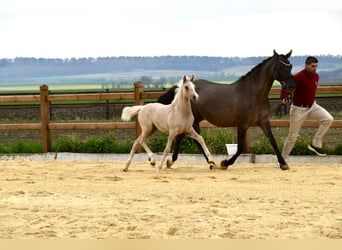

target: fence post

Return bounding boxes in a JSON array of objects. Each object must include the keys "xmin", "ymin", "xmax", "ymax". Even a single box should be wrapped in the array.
[
  {"xmin": 105, "ymin": 88, "xmax": 110, "ymax": 120},
  {"xmin": 134, "ymin": 81, "xmax": 144, "ymax": 152},
  {"xmin": 40, "ymin": 85, "xmax": 51, "ymax": 152}
]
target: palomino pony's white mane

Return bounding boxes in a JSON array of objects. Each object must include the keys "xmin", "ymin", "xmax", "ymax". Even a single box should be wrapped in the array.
[{"xmin": 171, "ymin": 75, "xmax": 191, "ymax": 104}]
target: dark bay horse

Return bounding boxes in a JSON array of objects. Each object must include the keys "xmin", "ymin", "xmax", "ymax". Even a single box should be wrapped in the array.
[{"xmin": 158, "ymin": 50, "xmax": 296, "ymax": 170}]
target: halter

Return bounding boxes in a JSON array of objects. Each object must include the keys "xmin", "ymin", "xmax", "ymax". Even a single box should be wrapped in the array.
[
  {"xmin": 273, "ymin": 58, "xmax": 293, "ymax": 89},
  {"xmin": 278, "ymin": 60, "xmax": 292, "ymax": 67}
]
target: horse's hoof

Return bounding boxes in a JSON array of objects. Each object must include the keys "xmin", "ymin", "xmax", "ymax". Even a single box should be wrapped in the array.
[
  {"xmin": 209, "ymin": 164, "xmax": 226, "ymax": 170},
  {"xmin": 150, "ymin": 159, "xmax": 156, "ymax": 166},
  {"xmin": 166, "ymin": 159, "xmax": 173, "ymax": 168},
  {"xmin": 209, "ymin": 164, "xmax": 216, "ymax": 170},
  {"xmin": 279, "ymin": 163, "xmax": 290, "ymax": 170},
  {"xmin": 122, "ymin": 168, "xmax": 128, "ymax": 172},
  {"xmin": 220, "ymin": 160, "xmax": 229, "ymax": 170},
  {"xmin": 208, "ymin": 161, "xmax": 216, "ymax": 170}
]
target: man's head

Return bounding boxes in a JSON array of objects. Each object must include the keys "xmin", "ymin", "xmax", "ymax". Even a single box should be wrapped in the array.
[{"xmin": 305, "ymin": 56, "xmax": 318, "ymax": 74}]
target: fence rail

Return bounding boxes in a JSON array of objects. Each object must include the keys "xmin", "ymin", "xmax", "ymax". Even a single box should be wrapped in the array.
[
  {"xmin": 1, "ymin": 83, "xmax": 341, "ymax": 153},
  {"xmin": 2, "ymin": 86, "xmax": 341, "ymax": 103}
]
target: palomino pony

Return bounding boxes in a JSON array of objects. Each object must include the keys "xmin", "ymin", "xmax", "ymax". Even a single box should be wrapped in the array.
[
  {"xmin": 158, "ymin": 50, "xmax": 296, "ymax": 170},
  {"xmin": 121, "ymin": 75, "xmax": 215, "ymax": 172}
]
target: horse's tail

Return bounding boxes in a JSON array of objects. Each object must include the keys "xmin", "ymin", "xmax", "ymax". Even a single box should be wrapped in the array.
[{"xmin": 121, "ymin": 105, "xmax": 144, "ymax": 121}]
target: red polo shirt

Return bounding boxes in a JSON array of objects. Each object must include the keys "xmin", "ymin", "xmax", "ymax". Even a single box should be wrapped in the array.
[{"xmin": 292, "ymin": 69, "xmax": 318, "ymax": 106}]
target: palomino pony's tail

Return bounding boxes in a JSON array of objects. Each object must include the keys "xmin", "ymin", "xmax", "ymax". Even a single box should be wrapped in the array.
[{"xmin": 121, "ymin": 105, "xmax": 144, "ymax": 121}]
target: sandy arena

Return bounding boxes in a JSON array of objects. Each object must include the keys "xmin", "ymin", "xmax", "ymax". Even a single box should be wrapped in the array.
[{"xmin": 0, "ymin": 158, "xmax": 341, "ymax": 239}]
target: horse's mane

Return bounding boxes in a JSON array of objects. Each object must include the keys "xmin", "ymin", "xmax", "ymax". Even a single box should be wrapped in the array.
[
  {"xmin": 238, "ymin": 56, "xmax": 274, "ymax": 81},
  {"xmin": 171, "ymin": 77, "xmax": 186, "ymax": 104}
]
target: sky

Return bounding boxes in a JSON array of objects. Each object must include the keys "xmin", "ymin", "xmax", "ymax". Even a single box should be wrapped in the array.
[{"xmin": 1, "ymin": 0, "xmax": 342, "ymax": 58}]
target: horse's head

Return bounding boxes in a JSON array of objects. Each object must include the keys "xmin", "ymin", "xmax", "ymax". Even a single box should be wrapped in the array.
[
  {"xmin": 179, "ymin": 75, "xmax": 198, "ymax": 101},
  {"xmin": 273, "ymin": 50, "xmax": 296, "ymax": 92}
]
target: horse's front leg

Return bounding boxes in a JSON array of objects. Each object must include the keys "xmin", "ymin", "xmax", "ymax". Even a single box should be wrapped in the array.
[
  {"xmin": 221, "ymin": 127, "xmax": 246, "ymax": 169},
  {"xmin": 260, "ymin": 120, "xmax": 289, "ymax": 170},
  {"xmin": 192, "ymin": 121, "xmax": 210, "ymax": 163},
  {"xmin": 158, "ymin": 134, "xmax": 176, "ymax": 172},
  {"xmin": 167, "ymin": 121, "xmax": 208, "ymax": 168},
  {"xmin": 186, "ymin": 127, "xmax": 215, "ymax": 169}
]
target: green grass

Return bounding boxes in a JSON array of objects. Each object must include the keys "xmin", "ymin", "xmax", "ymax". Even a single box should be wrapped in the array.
[
  {"xmin": 51, "ymin": 132, "xmax": 133, "ymax": 153},
  {"xmin": 0, "ymin": 141, "xmax": 42, "ymax": 154},
  {"xmin": 1, "ymin": 129, "xmax": 340, "ymax": 155}
]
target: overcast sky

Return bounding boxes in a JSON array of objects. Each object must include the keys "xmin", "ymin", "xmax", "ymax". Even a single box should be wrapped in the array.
[{"xmin": 1, "ymin": 0, "xmax": 341, "ymax": 58}]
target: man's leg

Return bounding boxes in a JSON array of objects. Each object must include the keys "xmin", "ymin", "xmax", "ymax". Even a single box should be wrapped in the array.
[
  {"xmin": 309, "ymin": 103, "xmax": 333, "ymax": 149},
  {"xmin": 282, "ymin": 105, "xmax": 308, "ymax": 159}
]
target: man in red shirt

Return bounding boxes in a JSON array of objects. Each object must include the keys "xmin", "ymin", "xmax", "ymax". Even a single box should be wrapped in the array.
[{"xmin": 281, "ymin": 56, "xmax": 333, "ymax": 158}]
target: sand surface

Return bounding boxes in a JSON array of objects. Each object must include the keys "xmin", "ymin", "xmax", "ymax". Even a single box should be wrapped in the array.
[{"xmin": 0, "ymin": 160, "xmax": 341, "ymax": 239}]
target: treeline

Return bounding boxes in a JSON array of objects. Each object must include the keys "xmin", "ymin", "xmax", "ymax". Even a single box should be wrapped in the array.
[
  {"xmin": 1, "ymin": 55, "xmax": 342, "ymax": 82},
  {"xmin": 0, "ymin": 56, "xmax": 268, "ymax": 78}
]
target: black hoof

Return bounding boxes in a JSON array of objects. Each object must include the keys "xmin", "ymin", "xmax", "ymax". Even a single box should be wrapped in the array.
[
  {"xmin": 220, "ymin": 159, "xmax": 230, "ymax": 170},
  {"xmin": 279, "ymin": 163, "xmax": 290, "ymax": 170},
  {"xmin": 208, "ymin": 161, "xmax": 216, "ymax": 170},
  {"xmin": 218, "ymin": 163, "xmax": 228, "ymax": 170}
]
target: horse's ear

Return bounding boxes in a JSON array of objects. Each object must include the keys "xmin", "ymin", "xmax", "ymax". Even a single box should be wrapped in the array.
[
  {"xmin": 273, "ymin": 49, "xmax": 278, "ymax": 56},
  {"xmin": 190, "ymin": 75, "xmax": 195, "ymax": 82},
  {"xmin": 183, "ymin": 75, "xmax": 187, "ymax": 83},
  {"xmin": 285, "ymin": 50, "xmax": 292, "ymax": 58}
]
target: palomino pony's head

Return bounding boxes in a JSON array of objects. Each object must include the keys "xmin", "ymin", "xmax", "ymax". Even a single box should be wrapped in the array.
[
  {"xmin": 173, "ymin": 75, "xmax": 198, "ymax": 103},
  {"xmin": 272, "ymin": 50, "xmax": 296, "ymax": 92}
]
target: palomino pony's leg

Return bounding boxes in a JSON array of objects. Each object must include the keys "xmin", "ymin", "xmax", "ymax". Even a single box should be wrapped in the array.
[
  {"xmin": 123, "ymin": 137, "xmax": 141, "ymax": 172},
  {"xmin": 191, "ymin": 122, "xmax": 209, "ymax": 162},
  {"xmin": 186, "ymin": 127, "xmax": 215, "ymax": 169},
  {"xmin": 167, "ymin": 122, "xmax": 209, "ymax": 168},
  {"xmin": 158, "ymin": 134, "xmax": 176, "ymax": 172},
  {"xmin": 139, "ymin": 140, "xmax": 156, "ymax": 166},
  {"xmin": 123, "ymin": 133, "xmax": 156, "ymax": 172},
  {"xmin": 259, "ymin": 120, "xmax": 289, "ymax": 170}
]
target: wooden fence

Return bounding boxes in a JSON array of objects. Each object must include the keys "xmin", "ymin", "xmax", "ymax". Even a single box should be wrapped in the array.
[{"xmin": 0, "ymin": 83, "xmax": 341, "ymax": 153}]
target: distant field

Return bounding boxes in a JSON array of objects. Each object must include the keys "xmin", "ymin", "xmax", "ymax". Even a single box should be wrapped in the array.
[
  {"xmin": 0, "ymin": 84, "xmax": 105, "ymax": 94},
  {"xmin": 0, "ymin": 73, "xmax": 339, "ymax": 95},
  {"xmin": 0, "ymin": 70, "xmax": 222, "ymax": 92}
]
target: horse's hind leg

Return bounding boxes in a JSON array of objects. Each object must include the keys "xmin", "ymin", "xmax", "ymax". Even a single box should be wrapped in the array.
[
  {"xmin": 139, "ymin": 140, "xmax": 156, "ymax": 167},
  {"xmin": 139, "ymin": 127, "xmax": 157, "ymax": 166},
  {"xmin": 123, "ymin": 129, "xmax": 156, "ymax": 171},
  {"xmin": 158, "ymin": 134, "xmax": 176, "ymax": 172},
  {"xmin": 221, "ymin": 127, "xmax": 246, "ymax": 169},
  {"xmin": 123, "ymin": 137, "xmax": 141, "ymax": 172}
]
